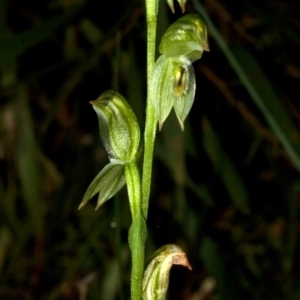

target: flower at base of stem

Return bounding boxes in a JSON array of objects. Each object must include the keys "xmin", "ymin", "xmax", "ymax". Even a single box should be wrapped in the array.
[{"xmin": 142, "ymin": 244, "xmax": 192, "ymax": 300}]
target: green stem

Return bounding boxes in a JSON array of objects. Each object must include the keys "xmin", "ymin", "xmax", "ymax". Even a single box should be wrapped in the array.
[
  {"xmin": 125, "ymin": 162, "xmax": 141, "ymax": 219},
  {"xmin": 126, "ymin": 2, "xmax": 158, "ymax": 298},
  {"xmin": 142, "ymin": 0, "xmax": 158, "ymax": 218},
  {"xmin": 125, "ymin": 162, "xmax": 147, "ymax": 300}
]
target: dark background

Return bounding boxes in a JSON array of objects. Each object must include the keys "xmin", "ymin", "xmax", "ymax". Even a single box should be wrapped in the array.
[{"xmin": 1, "ymin": 0, "xmax": 300, "ymax": 299}]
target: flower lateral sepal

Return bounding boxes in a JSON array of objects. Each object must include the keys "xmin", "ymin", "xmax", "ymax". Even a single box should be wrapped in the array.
[
  {"xmin": 173, "ymin": 60, "xmax": 196, "ymax": 130},
  {"xmin": 166, "ymin": 0, "xmax": 187, "ymax": 13},
  {"xmin": 78, "ymin": 160, "xmax": 125, "ymax": 211},
  {"xmin": 150, "ymin": 56, "xmax": 195, "ymax": 131}
]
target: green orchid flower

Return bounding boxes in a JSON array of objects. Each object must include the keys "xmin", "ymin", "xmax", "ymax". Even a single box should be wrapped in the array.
[
  {"xmin": 79, "ymin": 90, "xmax": 141, "ymax": 210},
  {"xmin": 150, "ymin": 14, "xmax": 209, "ymax": 130}
]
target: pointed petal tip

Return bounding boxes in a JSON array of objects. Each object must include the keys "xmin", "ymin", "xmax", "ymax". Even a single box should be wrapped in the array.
[
  {"xmin": 179, "ymin": 3, "xmax": 185, "ymax": 13},
  {"xmin": 158, "ymin": 121, "xmax": 164, "ymax": 131},
  {"xmin": 186, "ymin": 261, "xmax": 192, "ymax": 270},
  {"xmin": 178, "ymin": 119, "xmax": 185, "ymax": 131},
  {"xmin": 183, "ymin": 256, "xmax": 192, "ymax": 270},
  {"xmin": 178, "ymin": 0, "xmax": 187, "ymax": 13},
  {"xmin": 95, "ymin": 200, "xmax": 104, "ymax": 211},
  {"xmin": 78, "ymin": 202, "xmax": 85, "ymax": 210},
  {"xmin": 167, "ymin": 1, "xmax": 175, "ymax": 13}
]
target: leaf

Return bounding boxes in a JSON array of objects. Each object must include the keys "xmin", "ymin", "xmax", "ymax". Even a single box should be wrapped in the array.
[{"xmin": 15, "ymin": 86, "xmax": 44, "ymax": 237}]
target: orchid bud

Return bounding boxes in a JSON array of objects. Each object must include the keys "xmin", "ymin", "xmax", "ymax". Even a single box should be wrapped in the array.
[
  {"xmin": 142, "ymin": 244, "xmax": 192, "ymax": 300},
  {"xmin": 90, "ymin": 90, "xmax": 140, "ymax": 162}
]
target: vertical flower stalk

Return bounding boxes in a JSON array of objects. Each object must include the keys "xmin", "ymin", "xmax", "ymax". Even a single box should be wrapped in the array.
[
  {"xmin": 126, "ymin": 162, "xmax": 147, "ymax": 300},
  {"xmin": 81, "ymin": 2, "xmax": 209, "ymax": 300},
  {"xmin": 142, "ymin": 0, "xmax": 159, "ymax": 218}
]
